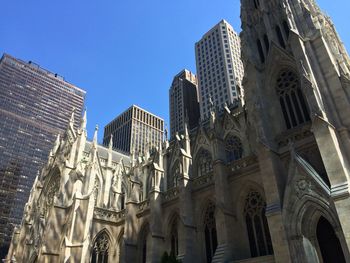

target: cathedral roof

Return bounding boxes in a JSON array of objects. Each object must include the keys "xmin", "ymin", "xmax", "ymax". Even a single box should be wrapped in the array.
[{"xmin": 84, "ymin": 141, "xmax": 130, "ymax": 165}]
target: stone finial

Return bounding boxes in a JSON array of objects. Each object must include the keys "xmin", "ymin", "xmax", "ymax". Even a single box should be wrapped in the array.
[
  {"xmin": 107, "ymin": 134, "xmax": 113, "ymax": 167},
  {"xmin": 210, "ymin": 108, "xmax": 216, "ymax": 129},
  {"xmin": 52, "ymin": 133, "xmax": 61, "ymax": 154},
  {"xmin": 93, "ymin": 125, "xmax": 98, "ymax": 146},
  {"xmin": 184, "ymin": 118, "xmax": 189, "ymax": 138},
  {"xmin": 80, "ymin": 108, "xmax": 87, "ymax": 132},
  {"xmin": 224, "ymin": 102, "xmax": 231, "ymax": 114},
  {"xmin": 108, "ymin": 134, "xmax": 113, "ymax": 151},
  {"xmin": 69, "ymin": 107, "xmax": 76, "ymax": 127}
]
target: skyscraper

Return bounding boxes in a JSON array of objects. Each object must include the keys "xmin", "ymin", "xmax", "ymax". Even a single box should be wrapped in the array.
[
  {"xmin": 103, "ymin": 105, "xmax": 164, "ymax": 155},
  {"xmin": 195, "ymin": 19, "xmax": 244, "ymax": 120},
  {"xmin": 169, "ymin": 69, "xmax": 200, "ymax": 138},
  {"xmin": 0, "ymin": 54, "xmax": 85, "ymax": 256}
]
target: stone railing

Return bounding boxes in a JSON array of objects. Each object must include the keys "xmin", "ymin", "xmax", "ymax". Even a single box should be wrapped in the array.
[
  {"xmin": 138, "ymin": 199, "xmax": 150, "ymax": 212},
  {"xmin": 230, "ymin": 155, "xmax": 258, "ymax": 172},
  {"xmin": 163, "ymin": 187, "xmax": 179, "ymax": 202},
  {"xmin": 192, "ymin": 172, "xmax": 214, "ymax": 188},
  {"xmin": 93, "ymin": 207, "xmax": 126, "ymax": 223}
]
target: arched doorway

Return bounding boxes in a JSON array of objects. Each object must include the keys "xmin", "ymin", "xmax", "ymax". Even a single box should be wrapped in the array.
[{"xmin": 316, "ymin": 216, "xmax": 346, "ymax": 263}]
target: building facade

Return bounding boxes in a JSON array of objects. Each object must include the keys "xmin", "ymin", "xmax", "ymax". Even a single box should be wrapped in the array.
[
  {"xmin": 195, "ymin": 20, "xmax": 244, "ymax": 120},
  {"xmin": 103, "ymin": 105, "xmax": 164, "ymax": 155},
  {"xmin": 169, "ymin": 69, "xmax": 200, "ymax": 138},
  {"xmin": 0, "ymin": 54, "xmax": 85, "ymax": 257},
  {"xmin": 6, "ymin": 0, "xmax": 350, "ymax": 262}
]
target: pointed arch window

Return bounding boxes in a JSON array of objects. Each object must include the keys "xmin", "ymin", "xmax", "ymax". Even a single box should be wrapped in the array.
[
  {"xmin": 91, "ymin": 232, "xmax": 110, "ymax": 263},
  {"xmin": 276, "ymin": 70, "xmax": 310, "ymax": 129},
  {"xmin": 168, "ymin": 162, "xmax": 181, "ymax": 189},
  {"xmin": 275, "ymin": 25, "xmax": 286, "ymax": 48},
  {"xmin": 263, "ymin": 34, "xmax": 270, "ymax": 53},
  {"xmin": 225, "ymin": 135, "xmax": 243, "ymax": 162},
  {"xmin": 257, "ymin": 39, "xmax": 265, "ymax": 63},
  {"xmin": 197, "ymin": 149, "xmax": 213, "ymax": 177},
  {"xmin": 283, "ymin": 20, "xmax": 290, "ymax": 38},
  {"xmin": 170, "ymin": 219, "xmax": 179, "ymax": 257},
  {"xmin": 253, "ymin": 0, "xmax": 260, "ymax": 9},
  {"xmin": 244, "ymin": 192, "xmax": 273, "ymax": 257},
  {"xmin": 139, "ymin": 226, "xmax": 150, "ymax": 263},
  {"xmin": 204, "ymin": 202, "xmax": 218, "ymax": 263},
  {"xmin": 43, "ymin": 174, "xmax": 60, "ymax": 216}
]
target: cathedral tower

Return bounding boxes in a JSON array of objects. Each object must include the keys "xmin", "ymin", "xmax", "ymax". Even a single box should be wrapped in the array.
[{"xmin": 241, "ymin": 0, "xmax": 350, "ymax": 261}]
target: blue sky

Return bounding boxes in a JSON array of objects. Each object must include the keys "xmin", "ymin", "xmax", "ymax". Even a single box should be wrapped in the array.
[{"xmin": 1, "ymin": 0, "xmax": 349, "ymax": 142}]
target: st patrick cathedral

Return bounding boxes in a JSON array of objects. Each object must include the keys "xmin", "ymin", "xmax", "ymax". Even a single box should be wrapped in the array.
[{"xmin": 5, "ymin": 0, "xmax": 350, "ymax": 262}]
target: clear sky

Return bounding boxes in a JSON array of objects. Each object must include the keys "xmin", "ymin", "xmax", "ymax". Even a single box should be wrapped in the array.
[{"xmin": 1, "ymin": 0, "xmax": 349, "ymax": 142}]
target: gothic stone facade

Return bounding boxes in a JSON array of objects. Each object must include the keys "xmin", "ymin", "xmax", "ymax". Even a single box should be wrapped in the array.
[{"xmin": 5, "ymin": 0, "xmax": 350, "ymax": 262}]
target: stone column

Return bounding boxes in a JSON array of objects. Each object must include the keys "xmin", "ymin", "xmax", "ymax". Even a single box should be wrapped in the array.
[
  {"xmin": 212, "ymin": 158, "xmax": 237, "ymax": 261},
  {"xmin": 257, "ymin": 145, "xmax": 292, "ymax": 263},
  {"xmin": 177, "ymin": 158, "xmax": 197, "ymax": 263},
  {"xmin": 123, "ymin": 178, "xmax": 142, "ymax": 263},
  {"xmin": 123, "ymin": 201, "xmax": 139, "ymax": 263},
  {"xmin": 148, "ymin": 168, "xmax": 164, "ymax": 263},
  {"xmin": 312, "ymin": 117, "xmax": 350, "ymax": 253}
]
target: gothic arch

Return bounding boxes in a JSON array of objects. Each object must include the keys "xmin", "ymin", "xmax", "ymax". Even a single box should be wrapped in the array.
[
  {"xmin": 224, "ymin": 134, "xmax": 244, "ymax": 162},
  {"xmin": 191, "ymin": 127, "xmax": 211, "ymax": 158},
  {"xmin": 94, "ymin": 174, "xmax": 103, "ymax": 207},
  {"xmin": 263, "ymin": 49, "xmax": 311, "ymax": 134},
  {"xmin": 243, "ymin": 191, "xmax": 273, "ymax": 257},
  {"xmin": 168, "ymin": 160, "xmax": 182, "ymax": 189},
  {"xmin": 116, "ymin": 228, "xmax": 124, "ymax": 263},
  {"xmin": 285, "ymin": 196, "xmax": 349, "ymax": 262},
  {"xmin": 235, "ymin": 180, "xmax": 266, "ymax": 216},
  {"xmin": 165, "ymin": 212, "xmax": 180, "ymax": 257},
  {"xmin": 41, "ymin": 168, "xmax": 61, "ymax": 217},
  {"xmin": 42, "ymin": 164, "xmax": 62, "ymax": 181},
  {"xmin": 91, "ymin": 229, "xmax": 113, "ymax": 263},
  {"xmin": 138, "ymin": 223, "xmax": 151, "ymax": 263},
  {"xmin": 193, "ymin": 148, "xmax": 213, "ymax": 178},
  {"xmin": 200, "ymin": 201, "xmax": 218, "ymax": 263},
  {"xmin": 275, "ymin": 69, "xmax": 310, "ymax": 129},
  {"xmin": 234, "ymin": 181, "xmax": 273, "ymax": 258}
]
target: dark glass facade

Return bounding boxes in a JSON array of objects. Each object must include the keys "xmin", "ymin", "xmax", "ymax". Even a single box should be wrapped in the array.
[
  {"xmin": 169, "ymin": 69, "xmax": 200, "ymax": 138},
  {"xmin": 0, "ymin": 54, "xmax": 85, "ymax": 256}
]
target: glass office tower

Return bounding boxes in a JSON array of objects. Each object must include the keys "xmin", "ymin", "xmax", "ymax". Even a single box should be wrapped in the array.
[
  {"xmin": 0, "ymin": 54, "xmax": 86, "ymax": 256},
  {"xmin": 103, "ymin": 105, "xmax": 164, "ymax": 155}
]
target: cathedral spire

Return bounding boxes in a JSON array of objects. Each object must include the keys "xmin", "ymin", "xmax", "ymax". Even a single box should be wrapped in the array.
[
  {"xmin": 69, "ymin": 107, "xmax": 76, "ymax": 127},
  {"xmin": 107, "ymin": 134, "xmax": 113, "ymax": 167},
  {"xmin": 79, "ymin": 108, "xmax": 87, "ymax": 133},
  {"xmin": 183, "ymin": 114, "xmax": 191, "ymax": 154},
  {"xmin": 52, "ymin": 133, "xmax": 61, "ymax": 154},
  {"xmin": 93, "ymin": 125, "xmax": 98, "ymax": 147},
  {"xmin": 108, "ymin": 134, "xmax": 113, "ymax": 151}
]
